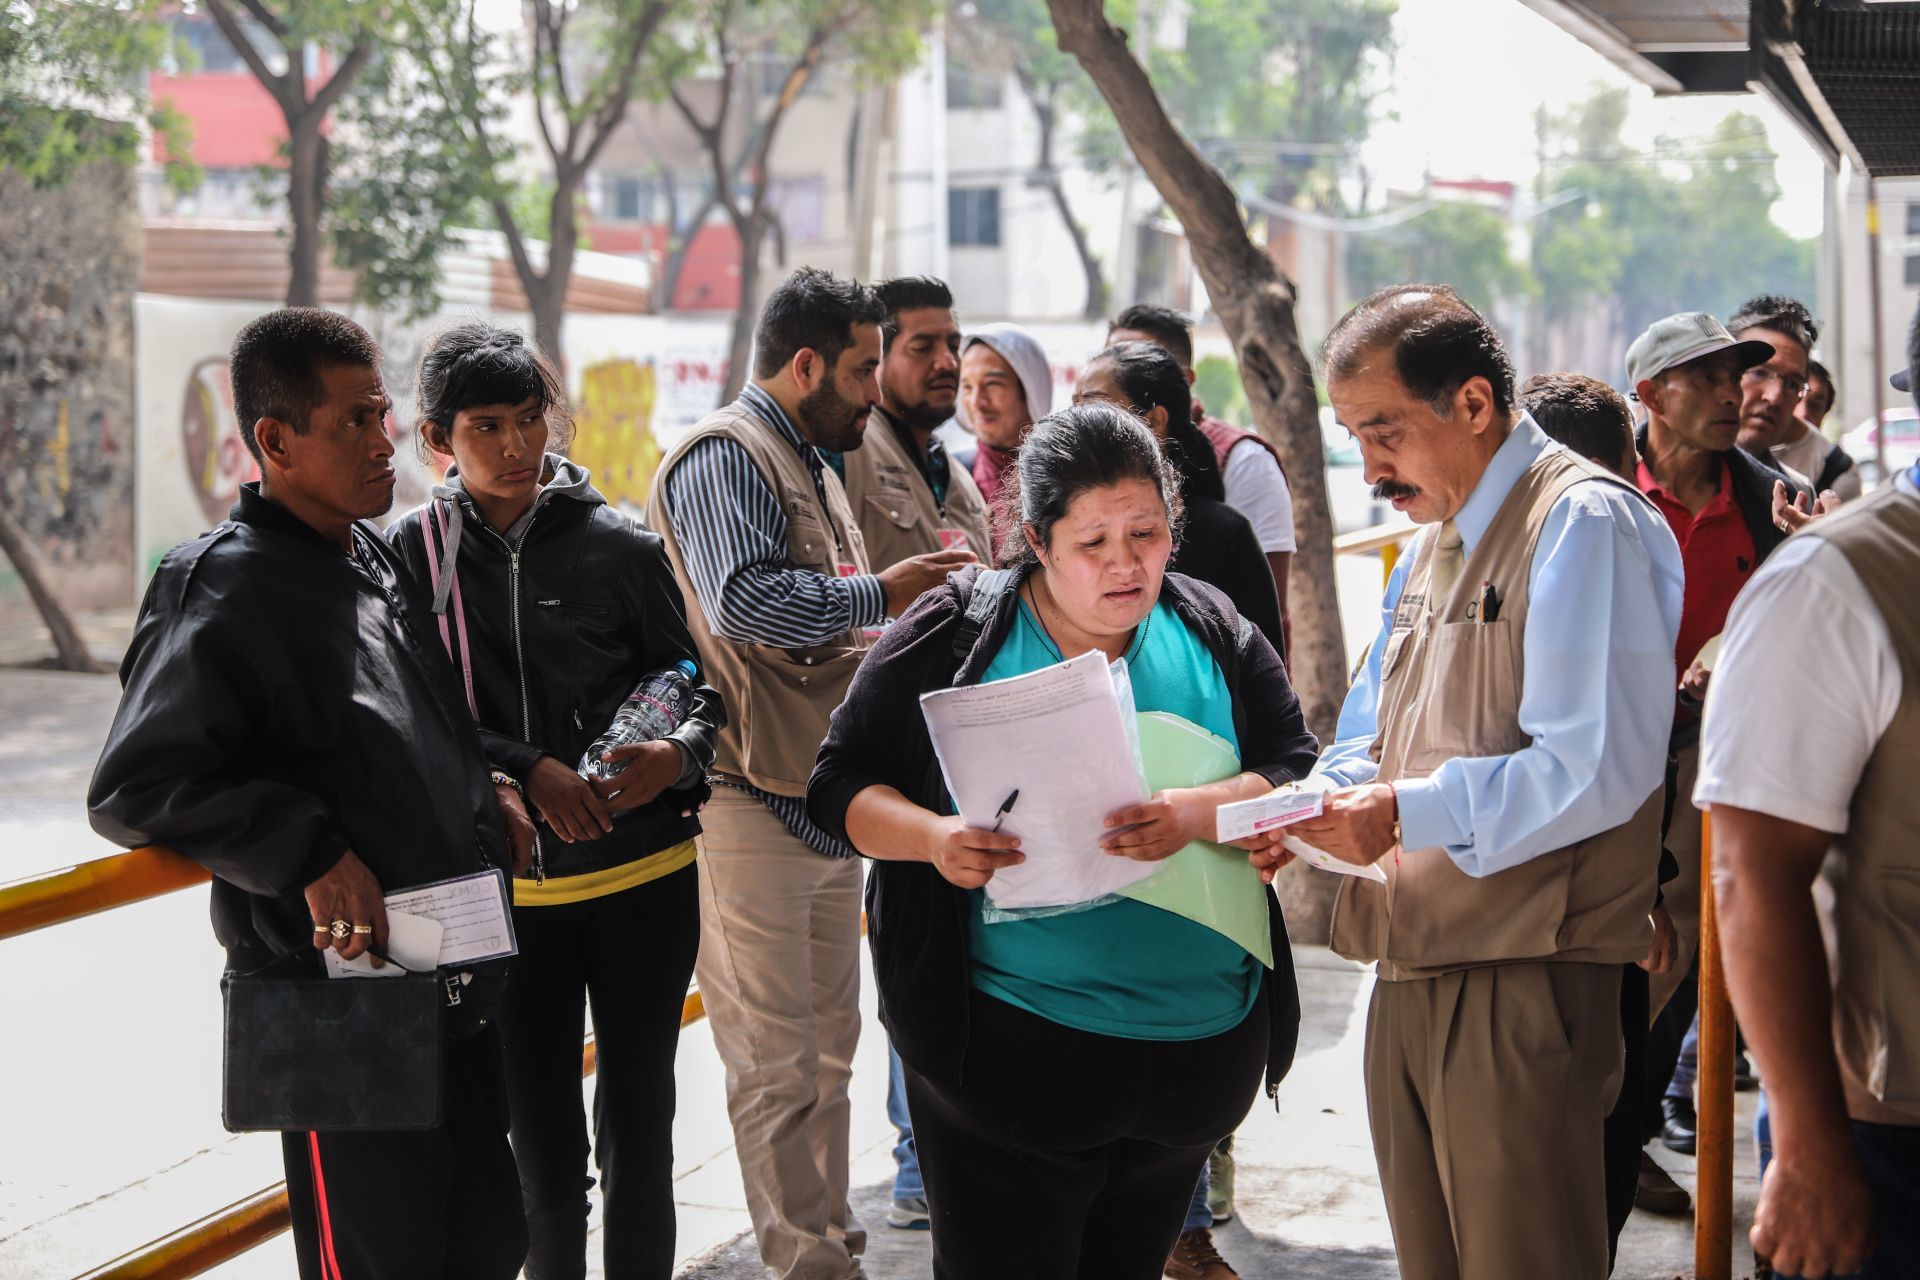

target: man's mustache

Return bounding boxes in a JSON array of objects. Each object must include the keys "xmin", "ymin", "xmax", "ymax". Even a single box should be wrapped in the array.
[{"xmin": 1373, "ymin": 480, "xmax": 1420, "ymax": 501}]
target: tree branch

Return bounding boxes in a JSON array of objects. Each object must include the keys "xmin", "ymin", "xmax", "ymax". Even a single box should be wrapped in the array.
[
  {"xmin": 233, "ymin": 0, "xmax": 289, "ymax": 39},
  {"xmin": 307, "ymin": 36, "xmax": 375, "ymax": 120},
  {"xmin": 576, "ymin": 0, "xmax": 673, "ymax": 177},
  {"xmin": 203, "ymin": 0, "xmax": 290, "ymax": 106}
]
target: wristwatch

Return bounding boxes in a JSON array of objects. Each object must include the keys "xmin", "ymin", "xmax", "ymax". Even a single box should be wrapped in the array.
[{"xmin": 1387, "ymin": 782, "xmax": 1402, "ymax": 848}]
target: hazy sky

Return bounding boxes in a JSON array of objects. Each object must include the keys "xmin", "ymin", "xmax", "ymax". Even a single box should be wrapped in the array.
[{"xmin": 1364, "ymin": 0, "xmax": 1827, "ymax": 238}]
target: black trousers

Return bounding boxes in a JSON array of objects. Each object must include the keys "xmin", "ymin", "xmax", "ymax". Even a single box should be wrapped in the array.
[
  {"xmin": 902, "ymin": 985, "xmax": 1270, "ymax": 1280},
  {"xmin": 1602, "ymin": 962, "xmax": 1651, "ymax": 1271},
  {"xmin": 282, "ymin": 1026, "xmax": 526, "ymax": 1280},
  {"xmin": 500, "ymin": 863, "xmax": 700, "ymax": 1280},
  {"xmin": 1645, "ymin": 959, "xmax": 1700, "ymax": 1138}
]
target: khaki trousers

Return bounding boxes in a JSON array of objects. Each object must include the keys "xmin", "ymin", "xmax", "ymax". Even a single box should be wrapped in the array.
[
  {"xmin": 695, "ymin": 788, "xmax": 866, "ymax": 1280},
  {"xmin": 1649, "ymin": 740, "xmax": 1702, "ymax": 1020},
  {"xmin": 1364, "ymin": 962, "xmax": 1623, "ymax": 1280}
]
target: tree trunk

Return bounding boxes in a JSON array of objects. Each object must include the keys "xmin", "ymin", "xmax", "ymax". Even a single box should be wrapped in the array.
[
  {"xmin": 1046, "ymin": 171, "xmax": 1109, "ymax": 321},
  {"xmin": 660, "ymin": 192, "xmax": 720, "ymax": 313},
  {"xmin": 0, "ymin": 497, "xmax": 101, "ymax": 673},
  {"xmin": 719, "ymin": 211, "xmax": 767, "ymax": 405},
  {"xmin": 286, "ymin": 121, "xmax": 326, "ymax": 307},
  {"xmin": 530, "ymin": 187, "xmax": 580, "ymax": 364},
  {"xmin": 1024, "ymin": 82, "xmax": 1108, "ymax": 321},
  {"xmin": 1047, "ymin": 0, "xmax": 1347, "ymax": 940}
]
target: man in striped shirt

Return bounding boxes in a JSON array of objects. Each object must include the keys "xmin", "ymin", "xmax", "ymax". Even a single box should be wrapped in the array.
[{"xmin": 647, "ymin": 267, "xmax": 971, "ymax": 1280}]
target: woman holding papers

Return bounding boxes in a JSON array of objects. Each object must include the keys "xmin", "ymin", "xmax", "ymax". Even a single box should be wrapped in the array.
[
  {"xmin": 808, "ymin": 403, "xmax": 1318, "ymax": 1279},
  {"xmin": 388, "ymin": 323, "xmax": 724, "ymax": 1280}
]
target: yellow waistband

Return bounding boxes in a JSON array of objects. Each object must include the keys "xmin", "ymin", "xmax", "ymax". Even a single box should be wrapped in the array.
[{"xmin": 512, "ymin": 839, "xmax": 697, "ymax": 907}]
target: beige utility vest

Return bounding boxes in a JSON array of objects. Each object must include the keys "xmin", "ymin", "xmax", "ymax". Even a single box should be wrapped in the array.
[
  {"xmin": 1798, "ymin": 483, "xmax": 1920, "ymax": 1125},
  {"xmin": 645, "ymin": 402, "xmax": 872, "ymax": 797},
  {"xmin": 840, "ymin": 409, "xmax": 994, "ymax": 569},
  {"xmin": 1329, "ymin": 444, "xmax": 1662, "ymax": 981}
]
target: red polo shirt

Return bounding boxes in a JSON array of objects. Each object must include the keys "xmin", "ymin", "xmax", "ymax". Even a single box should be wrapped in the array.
[{"xmin": 1636, "ymin": 456, "xmax": 1756, "ymax": 673}]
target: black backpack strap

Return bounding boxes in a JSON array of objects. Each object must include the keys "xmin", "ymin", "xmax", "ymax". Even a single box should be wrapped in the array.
[{"xmin": 951, "ymin": 567, "xmax": 1014, "ymax": 661}]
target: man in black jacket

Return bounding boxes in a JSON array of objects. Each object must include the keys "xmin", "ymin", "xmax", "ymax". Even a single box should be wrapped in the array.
[{"xmin": 88, "ymin": 308, "xmax": 535, "ymax": 1280}]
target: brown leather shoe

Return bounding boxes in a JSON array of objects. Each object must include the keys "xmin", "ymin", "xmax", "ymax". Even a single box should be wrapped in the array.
[
  {"xmin": 1165, "ymin": 1227, "xmax": 1240, "ymax": 1279},
  {"xmin": 1634, "ymin": 1151, "xmax": 1692, "ymax": 1216}
]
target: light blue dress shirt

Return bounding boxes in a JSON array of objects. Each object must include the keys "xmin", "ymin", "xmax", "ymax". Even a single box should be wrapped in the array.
[{"xmin": 1315, "ymin": 415, "xmax": 1684, "ymax": 878}]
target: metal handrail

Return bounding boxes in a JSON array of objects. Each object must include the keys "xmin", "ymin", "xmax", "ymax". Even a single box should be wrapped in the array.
[{"xmin": 0, "ymin": 849, "xmax": 706, "ymax": 1278}]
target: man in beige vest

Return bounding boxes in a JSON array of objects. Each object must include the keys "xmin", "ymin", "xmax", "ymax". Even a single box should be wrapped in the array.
[
  {"xmin": 1268, "ymin": 286, "xmax": 1684, "ymax": 1279},
  {"xmin": 838, "ymin": 277, "xmax": 992, "ymax": 579},
  {"xmin": 828, "ymin": 274, "xmax": 992, "ymax": 1233},
  {"xmin": 1694, "ymin": 318, "xmax": 1920, "ymax": 1280},
  {"xmin": 646, "ymin": 268, "xmax": 971, "ymax": 1280}
]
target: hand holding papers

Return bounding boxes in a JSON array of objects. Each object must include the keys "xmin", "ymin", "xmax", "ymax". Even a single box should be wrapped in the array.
[
  {"xmin": 920, "ymin": 650, "xmax": 1152, "ymax": 910},
  {"xmin": 325, "ymin": 869, "xmax": 518, "ymax": 978}
]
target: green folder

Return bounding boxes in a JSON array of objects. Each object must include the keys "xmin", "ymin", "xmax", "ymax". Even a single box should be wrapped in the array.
[{"xmin": 1119, "ymin": 711, "xmax": 1274, "ymax": 968}]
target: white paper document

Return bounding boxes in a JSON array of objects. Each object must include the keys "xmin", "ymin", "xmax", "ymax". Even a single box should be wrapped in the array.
[
  {"xmin": 1284, "ymin": 832, "xmax": 1389, "ymax": 883},
  {"xmin": 324, "ymin": 909, "xmax": 445, "ymax": 979},
  {"xmin": 387, "ymin": 869, "xmax": 518, "ymax": 966},
  {"xmin": 920, "ymin": 649, "xmax": 1152, "ymax": 910},
  {"xmin": 1215, "ymin": 784, "xmax": 1326, "ymax": 843}
]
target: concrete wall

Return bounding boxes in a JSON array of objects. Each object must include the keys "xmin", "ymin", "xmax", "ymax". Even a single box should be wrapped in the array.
[
  {"xmin": 0, "ymin": 162, "xmax": 141, "ymax": 618},
  {"xmin": 131, "ymin": 298, "xmax": 738, "ymax": 578}
]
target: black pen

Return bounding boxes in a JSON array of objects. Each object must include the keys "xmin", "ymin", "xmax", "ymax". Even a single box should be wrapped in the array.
[{"xmin": 990, "ymin": 789, "xmax": 1020, "ymax": 832}]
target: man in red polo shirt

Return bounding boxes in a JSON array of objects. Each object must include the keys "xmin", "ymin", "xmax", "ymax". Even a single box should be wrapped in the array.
[{"xmin": 1626, "ymin": 311, "xmax": 1809, "ymax": 1156}]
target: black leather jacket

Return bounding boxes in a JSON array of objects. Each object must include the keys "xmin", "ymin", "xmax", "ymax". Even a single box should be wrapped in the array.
[
  {"xmin": 89, "ymin": 484, "xmax": 513, "ymax": 975},
  {"xmin": 386, "ymin": 459, "xmax": 723, "ymax": 882}
]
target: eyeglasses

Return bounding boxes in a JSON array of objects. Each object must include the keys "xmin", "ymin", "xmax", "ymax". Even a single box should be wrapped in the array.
[{"xmin": 1741, "ymin": 366, "xmax": 1808, "ymax": 400}]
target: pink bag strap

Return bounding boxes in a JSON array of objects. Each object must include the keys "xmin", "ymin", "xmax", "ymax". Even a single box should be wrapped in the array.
[{"xmin": 420, "ymin": 502, "xmax": 479, "ymax": 719}]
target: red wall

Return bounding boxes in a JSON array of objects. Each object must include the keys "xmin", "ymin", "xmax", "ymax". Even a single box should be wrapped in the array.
[
  {"xmin": 149, "ymin": 72, "xmax": 289, "ymax": 168},
  {"xmin": 584, "ymin": 221, "xmax": 744, "ymax": 311}
]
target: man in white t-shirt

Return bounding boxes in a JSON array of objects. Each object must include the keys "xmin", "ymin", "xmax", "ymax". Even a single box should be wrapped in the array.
[
  {"xmin": 1693, "ymin": 314, "xmax": 1920, "ymax": 1280},
  {"xmin": 1108, "ymin": 304, "xmax": 1295, "ymax": 655}
]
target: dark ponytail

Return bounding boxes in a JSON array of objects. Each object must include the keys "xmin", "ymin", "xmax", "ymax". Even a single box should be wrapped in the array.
[
  {"xmin": 415, "ymin": 322, "xmax": 573, "ymax": 459},
  {"xmin": 993, "ymin": 401, "xmax": 1184, "ymax": 567}
]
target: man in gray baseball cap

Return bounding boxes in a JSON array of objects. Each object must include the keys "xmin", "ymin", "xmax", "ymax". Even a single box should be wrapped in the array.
[{"xmin": 1625, "ymin": 310, "xmax": 1817, "ymax": 1164}]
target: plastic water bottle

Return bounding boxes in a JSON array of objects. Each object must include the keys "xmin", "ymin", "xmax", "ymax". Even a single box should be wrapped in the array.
[{"xmin": 579, "ymin": 659, "xmax": 698, "ymax": 780}]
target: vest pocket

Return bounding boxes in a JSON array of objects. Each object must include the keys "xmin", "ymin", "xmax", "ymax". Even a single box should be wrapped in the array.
[
  {"xmin": 1413, "ymin": 620, "xmax": 1527, "ymax": 763},
  {"xmin": 864, "ymin": 494, "xmax": 924, "ymax": 531}
]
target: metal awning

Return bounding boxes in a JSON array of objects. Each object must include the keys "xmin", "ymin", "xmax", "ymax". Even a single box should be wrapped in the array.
[{"xmin": 1515, "ymin": 0, "xmax": 1920, "ymax": 176}]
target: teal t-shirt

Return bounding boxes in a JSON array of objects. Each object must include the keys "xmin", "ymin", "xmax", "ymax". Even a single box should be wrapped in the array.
[{"xmin": 966, "ymin": 597, "xmax": 1263, "ymax": 1041}]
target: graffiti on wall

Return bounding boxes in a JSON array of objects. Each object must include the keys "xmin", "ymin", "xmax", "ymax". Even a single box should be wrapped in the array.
[
  {"xmin": 568, "ymin": 358, "xmax": 662, "ymax": 511},
  {"xmin": 180, "ymin": 358, "xmax": 257, "ymax": 525}
]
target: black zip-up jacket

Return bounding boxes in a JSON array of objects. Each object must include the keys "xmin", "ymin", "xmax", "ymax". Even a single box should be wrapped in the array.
[
  {"xmin": 807, "ymin": 564, "xmax": 1317, "ymax": 1098},
  {"xmin": 386, "ymin": 460, "xmax": 723, "ymax": 881},
  {"xmin": 88, "ymin": 484, "xmax": 513, "ymax": 977}
]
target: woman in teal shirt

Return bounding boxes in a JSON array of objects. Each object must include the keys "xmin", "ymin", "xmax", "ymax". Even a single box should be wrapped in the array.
[{"xmin": 809, "ymin": 403, "xmax": 1317, "ymax": 1279}]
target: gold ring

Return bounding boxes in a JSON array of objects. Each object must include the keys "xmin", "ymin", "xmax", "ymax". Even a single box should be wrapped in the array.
[
  {"xmin": 351, "ymin": 924, "xmax": 374, "ymax": 935},
  {"xmin": 328, "ymin": 919, "xmax": 353, "ymax": 941},
  {"xmin": 313, "ymin": 923, "xmax": 330, "ymax": 934}
]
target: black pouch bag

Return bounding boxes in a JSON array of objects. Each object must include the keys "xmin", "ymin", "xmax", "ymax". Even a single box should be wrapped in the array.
[{"xmin": 221, "ymin": 955, "xmax": 446, "ymax": 1133}]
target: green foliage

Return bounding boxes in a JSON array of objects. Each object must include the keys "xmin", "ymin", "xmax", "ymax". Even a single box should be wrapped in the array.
[
  {"xmin": 1075, "ymin": 0, "xmax": 1395, "ymax": 211},
  {"xmin": 1529, "ymin": 87, "xmax": 1816, "ymax": 338},
  {"xmin": 0, "ymin": 0, "xmax": 198, "ymax": 192},
  {"xmin": 1346, "ymin": 200, "xmax": 1536, "ymax": 313},
  {"xmin": 1193, "ymin": 354, "xmax": 1252, "ymax": 428}
]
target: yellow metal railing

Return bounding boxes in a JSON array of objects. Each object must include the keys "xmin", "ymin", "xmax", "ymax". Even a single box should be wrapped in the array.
[{"xmin": 0, "ymin": 847, "xmax": 706, "ymax": 1279}]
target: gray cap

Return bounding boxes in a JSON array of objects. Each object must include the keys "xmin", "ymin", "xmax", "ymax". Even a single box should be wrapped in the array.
[
  {"xmin": 1894, "ymin": 367, "xmax": 1911, "ymax": 394},
  {"xmin": 1625, "ymin": 312, "xmax": 1776, "ymax": 397}
]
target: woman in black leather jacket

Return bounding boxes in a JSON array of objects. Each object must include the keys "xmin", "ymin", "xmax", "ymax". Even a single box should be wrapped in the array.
[{"xmin": 387, "ymin": 323, "xmax": 724, "ymax": 1280}]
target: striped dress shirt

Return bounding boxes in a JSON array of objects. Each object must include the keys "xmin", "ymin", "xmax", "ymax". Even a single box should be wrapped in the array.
[{"xmin": 657, "ymin": 384, "xmax": 887, "ymax": 858}]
